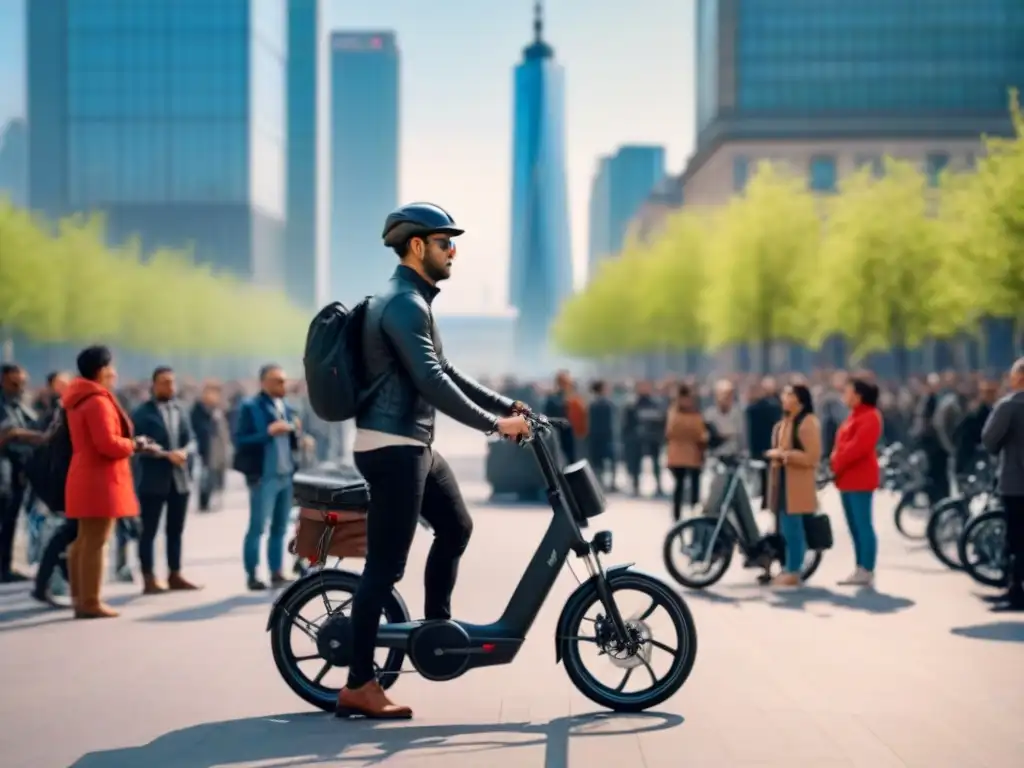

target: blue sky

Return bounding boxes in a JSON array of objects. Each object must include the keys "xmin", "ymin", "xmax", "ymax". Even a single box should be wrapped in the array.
[{"xmin": 0, "ymin": 0, "xmax": 696, "ymax": 313}]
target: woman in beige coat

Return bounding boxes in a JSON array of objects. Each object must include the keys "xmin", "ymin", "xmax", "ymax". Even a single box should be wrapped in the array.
[
  {"xmin": 766, "ymin": 383, "xmax": 821, "ymax": 587},
  {"xmin": 665, "ymin": 384, "xmax": 708, "ymax": 521}
]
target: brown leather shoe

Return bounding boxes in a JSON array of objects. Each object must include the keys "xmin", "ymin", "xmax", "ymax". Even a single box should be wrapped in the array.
[
  {"xmin": 168, "ymin": 572, "xmax": 201, "ymax": 591},
  {"xmin": 75, "ymin": 603, "xmax": 120, "ymax": 619},
  {"xmin": 142, "ymin": 574, "xmax": 168, "ymax": 595},
  {"xmin": 335, "ymin": 681, "xmax": 412, "ymax": 719}
]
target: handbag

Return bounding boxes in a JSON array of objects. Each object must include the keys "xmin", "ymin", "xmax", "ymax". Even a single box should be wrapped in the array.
[{"xmin": 803, "ymin": 513, "xmax": 834, "ymax": 551}]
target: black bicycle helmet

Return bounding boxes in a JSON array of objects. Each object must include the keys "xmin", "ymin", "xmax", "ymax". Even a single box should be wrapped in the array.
[{"xmin": 382, "ymin": 202, "xmax": 464, "ymax": 248}]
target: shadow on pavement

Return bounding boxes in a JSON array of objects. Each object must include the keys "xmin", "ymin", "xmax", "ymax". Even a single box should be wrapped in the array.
[
  {"xmin": 768, "ymin": 586, "xmax": 915, "ymax": 614},
  {"xmin": 950, "ymin": 621, "xmax": 1024, "ymax": 643},
  {"xmin": 0, "ymin": 591, "xmax": 140, "ymax": 628},
  {"xmin": 70, "ymin": 710, "xmax": 684, "ymax": 768},
  {"xmin": 139, "ymin": 593, "xmax": 273, "ymax": 623},
  {"xmin": 684, "ymin": 584, "xmax": 915, "ymax": 615}
]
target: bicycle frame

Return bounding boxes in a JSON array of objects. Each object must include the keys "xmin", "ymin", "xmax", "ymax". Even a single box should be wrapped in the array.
[
  {"xmin": 365, "ymin": 420, "xmax": 628, "ymax": 666},
  {"xmin": 698, "ymin": 465, "xmax": 762, "ymax": 568}
]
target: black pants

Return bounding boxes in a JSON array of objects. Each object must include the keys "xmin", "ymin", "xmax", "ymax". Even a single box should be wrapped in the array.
[
  {"xmin": 34, "ymin": 518, "xmax": 77, "ymax": 593},
  {"xmin": 589, "ymin": 442, "xmax": 616, "ymax": 490},
  {"xmin": 924, "ymin": 447, "xmax": 950, "ymax": 505},
  {"xmin": 628, "ymin": 442, "xmax": 663, "ymax": 494},
  {"xmin": 1003, "ymin": 495, "xmax": 1024, "ymax": 596},
  {"xmin": 348, "ymin": 446, "xmax": 472, "ymax": 688},
  {"xmin": 0, "ymin": 485, "xmax": 26, "ymax": 578},
  {"xmin": 670, "ymin": 467, "xmax": 701, "ymax": 521},
  {"xmin": 138, "ymin": 491, "xmax": 190, "ymax": 574}
]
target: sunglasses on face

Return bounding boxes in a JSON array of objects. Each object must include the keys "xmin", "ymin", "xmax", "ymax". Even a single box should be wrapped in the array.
[{"xmin": 427, "ymin": 237, "xmax": 456, "ymax": 254}]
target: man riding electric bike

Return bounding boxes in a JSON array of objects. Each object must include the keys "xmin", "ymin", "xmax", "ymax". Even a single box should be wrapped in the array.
[{"xmin": 338, "ymin": 203, "xmax": 530, "ymax": 719}]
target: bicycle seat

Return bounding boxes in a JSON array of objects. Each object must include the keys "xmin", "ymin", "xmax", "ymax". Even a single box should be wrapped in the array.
[{"xmin": 293, "ymin": 464, "xmax": 370, "ymax": 511}]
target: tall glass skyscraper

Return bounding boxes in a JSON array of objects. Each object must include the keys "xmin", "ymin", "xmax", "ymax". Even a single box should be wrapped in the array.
[
  {"xmin": 698, "ymin": 0, "xmax": 1024, "ymax": 146},
  {"xmin": 329, "ymin": 31, "xmax": 399, "ymax": 307},
  {"xmin": 26, "ymin": 0, "xmax": 287, "ymax": 282},
  {"xmin": 687, "ymin": 0, "xmax": 1024, "ymax": 205},
  {"xmin": 0, "ymin": 118, "xmax": 27, "ymax": 207},
  {"xmin": 286, "ymin": 0, "xmax": 329, "ymax": 308},
  {"xmin": 509, "ymin": 3, "xmax": 573, "ymax": 360},
  {"xmin": 587, "ymin": 145, "xmax": 665, "ymax": 277}
]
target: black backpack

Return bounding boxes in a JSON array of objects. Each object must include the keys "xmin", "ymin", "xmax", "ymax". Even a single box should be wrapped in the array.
[
  {"xmin": 303, "ymin": 299, "xmax": 386, "ymax": 422},
  {"xmin": 23, "ymin": 396, "xmax": 97, "ymax": 513}
]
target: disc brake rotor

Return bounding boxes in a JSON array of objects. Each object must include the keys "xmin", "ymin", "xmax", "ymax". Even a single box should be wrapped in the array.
[{"xmin": 597, "ymin": 617, "xmax": 653, "ymax": 669}]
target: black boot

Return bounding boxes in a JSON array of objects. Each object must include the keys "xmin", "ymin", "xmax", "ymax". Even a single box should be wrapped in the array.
[{"xmin": 991, "ymin": 555, "xmax": 1024, "ymax": 612}]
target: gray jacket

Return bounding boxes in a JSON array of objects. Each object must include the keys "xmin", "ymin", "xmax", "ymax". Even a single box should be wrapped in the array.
[{"xmin": 981, "ymin": 390, "xmax": 1024, "ymax": 496}]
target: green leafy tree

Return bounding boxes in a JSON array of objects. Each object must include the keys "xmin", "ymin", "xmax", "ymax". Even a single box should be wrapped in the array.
[
  {"xmin": 636, "ymin": 211, "xmax": 707, "ymax": 355},
  {"xmin": 703, "ymin": 163, "xmax": 820, "ymax": 372},
  {"xmin": 813, "ymin": 159, "xmax": 960, "ymax": 377},
  {"xmin": 944, "ymin": 89, "xmax": 1024, "ymax": 354}
]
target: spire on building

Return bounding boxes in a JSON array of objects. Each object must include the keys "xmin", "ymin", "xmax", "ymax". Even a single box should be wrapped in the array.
[{"xmin": 523, "ymin": 0, "xmax": 553, "ymax": 60}]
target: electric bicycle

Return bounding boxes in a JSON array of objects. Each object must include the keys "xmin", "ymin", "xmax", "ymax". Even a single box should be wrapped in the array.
[
  {"xmin": 268, "ymin": 412, "xmax": 698, "ymax": 713},
  {"xmin": 662, "ymin": 456, "xmax": 831, "ymax": 590}
]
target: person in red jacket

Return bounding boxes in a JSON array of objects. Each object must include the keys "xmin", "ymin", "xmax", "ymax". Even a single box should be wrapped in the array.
[
  {"xmin": 830, "ymin": 377, "xmax": 883, "ymax": 587},
  {"xmin": 64, "ymin": 346, "xmax": 158, "ymax": 618}
]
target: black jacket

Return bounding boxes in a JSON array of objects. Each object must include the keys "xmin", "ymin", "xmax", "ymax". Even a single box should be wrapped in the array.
[
  {"xmin": 746, "ymin": 396, "xmax": 782, "ymax": 459},
  {"xmin": 357, "ymin": 265, "xmax": 513, "ymax": 443},
  {"xmin": 131, "ymin": 399, "xmax": 196, "ymax": 496}
]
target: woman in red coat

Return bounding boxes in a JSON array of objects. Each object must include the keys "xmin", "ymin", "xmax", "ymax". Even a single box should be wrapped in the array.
[
  {"xmin": 830, "ymin": 377, "xmax": 883, "ymax": 587},
  {"xmin": 64, "ymin": 346, "xmax": 154, "ymax": 618}
]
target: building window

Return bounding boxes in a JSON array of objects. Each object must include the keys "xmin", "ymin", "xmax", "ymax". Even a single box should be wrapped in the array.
[
  {"xmin": 733, "ymin": 155, "xmax": 749, "ymax": 192},
  {"xmin": 809, "ymin": 155, "xmax": 836, "ymax": 193},
  {"xmin": 855, "ymin": 153, "xmax": 884, "ymax": 178},
  {"xmin": 926, "ymin": 152, "xmax": 949, "ymax": 186}
]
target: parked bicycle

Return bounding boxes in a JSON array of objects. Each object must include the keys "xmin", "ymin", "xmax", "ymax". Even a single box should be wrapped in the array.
[
  {"xmin": 925, "ymin": 459, "xmax": 995, "ymax": 571},
  {"xmin": 662, "ymin": 456, "xmax": 832, "ymax": 589},
  {"xmin": 892, "ymin": 448, "xmax": 932, "ymax": 540},
  {"xmin": 957, "ymin": 504, "xmax": 1007, "ymax": 588}
]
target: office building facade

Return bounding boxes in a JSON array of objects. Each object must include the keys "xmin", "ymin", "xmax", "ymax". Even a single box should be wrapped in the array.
[
  {"xmin": 587, "ymin": 144, "xmax": 665, "ymax": 276},
  {"xmin": 629, "ymin": 173, "xmax": 684, "ymax": 246},
  {"xmin": 509, "ymin": 4, "xmax": 573, "ymax": 361},
  {"xmin": 285, "ymin": 0, "xmax": 329, "ymax": 308},
  {"xmin": 586, "ymin": 156, "xmax": 611, "ymax": 278},
  {"xmin": 0, "ymin": 118, "xmax": 27, "ymax": 207},
  {"xmin": 686, "ymin": 0, "xmax": 1024, "ymax": 205},
  {"xmin": 27, "ymin": 0, "xmax": 287, "ymax": 282},
  {"xmin": 329, "ymin": 31, "xmax": 399, "ymax": 307}
]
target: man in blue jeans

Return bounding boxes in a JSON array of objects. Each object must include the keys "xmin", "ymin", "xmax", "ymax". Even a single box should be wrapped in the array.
[{"xmin": 233, "ymin": 365, "xmax": 302, "ymax": 590}]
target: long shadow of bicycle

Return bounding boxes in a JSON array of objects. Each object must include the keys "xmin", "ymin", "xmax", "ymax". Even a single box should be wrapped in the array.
[{"xmin": 71, "ymin": 710, "xmax": 683, "ymax": 768}]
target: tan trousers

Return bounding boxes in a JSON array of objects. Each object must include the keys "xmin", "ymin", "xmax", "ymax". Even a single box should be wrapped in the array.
[{"xmin": 67, "ymin": 517, "xmax": 115, "ymax": 611}]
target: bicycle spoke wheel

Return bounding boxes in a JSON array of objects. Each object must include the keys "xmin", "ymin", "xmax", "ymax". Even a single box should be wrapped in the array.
[
  {"xmin": 960, "ymin": 513, "xmax": 1007, "ymax": 588},
  {"xmin": 270, "ymin": 570, "xmax": 409, "ymax": 711},
  {"xmin": 662, "ymin": 517, "xmax": 734, "ymax": 589},
  {"xmin": 561, "ymin": 571, "xmax": 697, "ymax": 712}
]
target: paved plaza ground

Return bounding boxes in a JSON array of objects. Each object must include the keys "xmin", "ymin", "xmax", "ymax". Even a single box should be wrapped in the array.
[{"xmin": 1, "ymin": 417, "xmax": 1022, "ymax": 768}]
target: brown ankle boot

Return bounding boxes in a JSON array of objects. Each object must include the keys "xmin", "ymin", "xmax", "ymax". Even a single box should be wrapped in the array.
[
  {"xmin": 143, "ymin": 573, "xmax": 168, "ymax": 595},
  {"xmin": 168, "ymin": 572, "xmax": 201, "ymax": 591},
  {"xmin": 335, "ymin": 681, "xmax": 412, "ymax": 719}
]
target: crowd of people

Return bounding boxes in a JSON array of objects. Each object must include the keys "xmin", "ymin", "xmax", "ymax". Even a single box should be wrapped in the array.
[
  {"xmin": 3, "ymin": 355, "xmax": 1022, "ymax": 619},
  {"xmin": 492, "ymin": 362, "xmax": 1024, "ymax": 605},
  {"xmin": 0, "ymin": 352, "xmax": 345, "ymax": 617}
]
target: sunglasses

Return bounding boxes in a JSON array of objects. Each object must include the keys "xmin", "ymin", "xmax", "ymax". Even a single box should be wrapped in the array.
[{"xmin": 427, "ymin": 236, "xmax": 456, "ymax": 254}]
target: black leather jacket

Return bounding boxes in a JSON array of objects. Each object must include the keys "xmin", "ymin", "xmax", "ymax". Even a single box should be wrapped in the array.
[{"xmin": 357, "ymin": 265, "xmax": 514, "ymax": 444}]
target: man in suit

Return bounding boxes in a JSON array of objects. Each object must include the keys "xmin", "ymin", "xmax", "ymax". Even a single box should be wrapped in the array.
[
  {"xmin": 131, "ymin": 366, "xmax": 200, "ymax": 594},
  {"xmin": 233, "ymin": 364, "xmax": 302, "ymax": 591}
]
